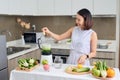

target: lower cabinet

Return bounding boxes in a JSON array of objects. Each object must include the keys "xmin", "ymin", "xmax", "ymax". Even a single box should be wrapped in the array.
[
  {"xmin": 90, "ymin": 52, "xmax": 115, "ymax": 67},
  {"xmin": 51, "ymin": 49, "xmax": 70, "ymax": 63},
  {"xmin": 51, "ymin": 49, "xmax": 116, "ymax": 67},
  {"xmin": 8, "ymin": 49, "xmax": 40, "ymax": 76}
]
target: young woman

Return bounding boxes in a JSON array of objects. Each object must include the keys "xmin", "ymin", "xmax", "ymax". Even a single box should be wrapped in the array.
[{"xmin": 42, "ymin": 8, "xmax": 98, "ymax": 66}]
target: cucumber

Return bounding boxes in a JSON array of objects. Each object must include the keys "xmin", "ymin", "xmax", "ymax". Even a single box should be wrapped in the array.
[
  {"xmin": 72, "ymin": 68, "xmax": 78, "ymax": 72},
  {"xmin": 76, "ymin": 67, "xmax": 90, "ymax": 72}
]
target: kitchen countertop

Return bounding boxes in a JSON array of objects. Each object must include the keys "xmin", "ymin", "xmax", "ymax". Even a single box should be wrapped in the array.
[
  {"xmin": 7, "ymin": 39, "xmax": 39, "ymax": 60},
  {"xmin": 7, "ymin": 38, "xmax": 117, "ymax": 60},
  {"xmin": 42, "ymin": 38, "xmax": 117, "ymax": 52}
]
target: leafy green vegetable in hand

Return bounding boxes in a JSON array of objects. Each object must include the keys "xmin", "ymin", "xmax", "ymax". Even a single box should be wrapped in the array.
[{"xmin": 67, "ymin": 39, "xmax": 72, "ymax": 43}]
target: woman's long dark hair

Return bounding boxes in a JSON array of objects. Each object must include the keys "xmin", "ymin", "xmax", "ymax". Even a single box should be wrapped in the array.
[{"xmin": 77, "ymin": 8, "xmax": 93, "ymax": 30}]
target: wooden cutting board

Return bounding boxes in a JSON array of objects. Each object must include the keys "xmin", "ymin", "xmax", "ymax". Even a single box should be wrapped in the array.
[
  {"xmin": 16, "ymin": 64, "xmax": 40, "ymax": 72},
  {"xmin": 65, "ymin": 66, "xmax": 91, "ymax": 75}
]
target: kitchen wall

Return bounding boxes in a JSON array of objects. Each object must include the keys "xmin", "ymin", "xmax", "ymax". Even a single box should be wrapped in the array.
[
  {"xmin": 29, "ymin": 16, "xmax": 116, "ymax": 40},
  {"xmin": 0, "ymin": 16, "xmax": 116, "ymax": 41},
  {"xmin": 29, "ymin": 16, "xmax": 75, "ymax": 34},
  {"xmin": 93, "ymin": 17, "xmax": 116, "ymax": 40},
  {"xmin": 117, "ymin": 0, "xmax": 120, "ymax": 69},
  {"xmin": 0, "ymin": 16, "xmax": 31, "ymax": 41}
]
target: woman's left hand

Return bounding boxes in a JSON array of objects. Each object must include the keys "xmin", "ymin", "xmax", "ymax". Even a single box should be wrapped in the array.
[{"xmin": 77, "ymin": 55, "xmax": 87, "ymax": 64}]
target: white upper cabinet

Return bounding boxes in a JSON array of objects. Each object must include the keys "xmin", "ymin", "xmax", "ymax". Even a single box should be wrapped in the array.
[
  {"xmin": 71, "ymin": 0, "xmax": 93, "ymax": 15},
  {"xmin": 38, "ymin": 0, "xmax": 71, "ymax": 15},
  {"xmin": 0, "ymin": 0, "xmax": 117, "ymax": 16},
  {"xmin": 9, "ymin": 0, "xmax": 38, "ymax": 15},
  {"xmin": 54, "ymin": 0, "xmax": 71, "ymax": 15},
  {"xmin": 21, "ymin": 0, "xmax": 38, "ymax": 15},
  {"xmin": 38, "ymin": 0, "xmax": 54, "ymax": 15},
  {"xmin": 94, "ymin": 0, "xmax": 116, "ymax": 15},
  {"xmin": 0, "ymin": 0, "xmax": 9, "ymax": 14},
  {"xmin": 9, "ymin": 0, "xmax": 21, "ymax": 15}
]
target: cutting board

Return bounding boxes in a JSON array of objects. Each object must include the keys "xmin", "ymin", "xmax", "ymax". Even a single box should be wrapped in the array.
[
  {"xmin": 65, "ymin": 66, "xmax": 91, "ymax": 75},
  {"xmin": 16, "ymin": 64, "xmax": 40, "ymax": 72}
]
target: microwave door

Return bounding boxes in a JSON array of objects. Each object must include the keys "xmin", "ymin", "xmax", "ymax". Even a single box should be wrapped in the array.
[{"xmin": 24, "ymin": 33, "xmax": 36, "ymax": 43}]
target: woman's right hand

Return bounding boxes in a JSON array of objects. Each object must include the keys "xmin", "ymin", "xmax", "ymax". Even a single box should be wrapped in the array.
[{"xmin": 41, "ymin": 27, "xmax": 51, "ymax": 35}]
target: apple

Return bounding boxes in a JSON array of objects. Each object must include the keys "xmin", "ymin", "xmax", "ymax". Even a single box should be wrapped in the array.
[
  {"xmin": 43, "ymin": 64, "xmax": 50, "ymax": 71},
  {"xmin": 42, "ymin": 59, "xmax": 48, "ymax": 65}
]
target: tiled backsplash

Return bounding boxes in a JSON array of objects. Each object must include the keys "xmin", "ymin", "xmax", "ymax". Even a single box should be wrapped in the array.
[
  {"xmin": 0, "ymin": 16, "xmax": 116, "ymax": 41},
  {"xmin": 29, "ymin": 16, "xmax": 75, "ymax": 34},
  {"xmin": 93, "ymin": 17, "xmax": 116, "ymax": 40},
  {"xmin": 29, "ymin": 16, "xmax": 116, "ymax": 40},
  {"xmin": 0, "ymin": 16, "xmax": 32, "ymax": 41}
]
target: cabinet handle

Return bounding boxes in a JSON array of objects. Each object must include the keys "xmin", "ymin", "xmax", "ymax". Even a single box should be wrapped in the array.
[
  {"xmin": 92, "ymin": 57, "xmax": 114, "ymax": 60},
  {"xmin": 52, "ymin": 54, "xmax": 69, "ymax": 57}
]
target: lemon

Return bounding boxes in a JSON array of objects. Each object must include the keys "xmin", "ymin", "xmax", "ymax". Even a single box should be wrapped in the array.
[{"xmin": 77, "ymin": 64, "xmax": 83, "ymax": 68}]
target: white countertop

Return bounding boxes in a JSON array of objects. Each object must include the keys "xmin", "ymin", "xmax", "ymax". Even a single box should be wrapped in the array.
[
  {"xmin": 10, "ymin": 64, "xmax": 120, "ymax": 80},
  {"xmin": 7, "ymin": 39, "xmax": 39, "ymax": 60},
  {"xmin": 43, "ymin": 38, "xmax": 117, "ymax": 52},
  {"xmin": 7, "ymin": 38, "xmax": 117, "ymax": 60}
]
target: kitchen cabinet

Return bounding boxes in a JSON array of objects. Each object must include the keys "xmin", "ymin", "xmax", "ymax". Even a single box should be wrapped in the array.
[
  {"xmin": 8, "ymin": 54, "xmax": 26, "ymax": 76},
  {"xmin": 51, "ymin": 49, "xmax": 70, "ymax": 56},
  {"xmin": 25, "ymin": 49, "xmax": 41, "ymax": 59},
  {"xmin": 71, "ymin": 0, "xmax": 93, "ymax": 15},
  {"xmin": 90, "ymin": 52, "xmax": 115, "ymax": 67},
  {"xmin": 54, "ymin": 0, "xmax": 71, "ymax": 15},
  {"xmin": 71, "ymin": 0, "xmax": 116, "ymax": 15},
  {"xmin": 21, "ymin": 0, "xmax": 38, "ymax": 15},
  {"xmin": 9, "ymin": 0, "xmax": 38, "ymax": 15},
  {"xmin": 38, "ymin": 0, "xmax": 54, "ymax": 15},
  {"xmin": 0, "ymin": 0, "xmax": 117, "ymax": 15},
  {"xmin": 8, "ymin": 49, "xmax": 40, "ymax": 75},
  {"xmin": 94, "ymin": 0, "xmax": 116, "ymax": 15},
  {"xmin": 9, "ymin": 0, "xmax": 21, "ymax": 15},
  {"xmin": 0, "ymin": 0, "xmax": 9, "ymax": 14},
  {"xmin": 38, "ymin": 0, "xmax": 71, "ymax": 15},
  {"xmin": 52, "ymin": 49, "xmax": 70, "ymax": 63}
]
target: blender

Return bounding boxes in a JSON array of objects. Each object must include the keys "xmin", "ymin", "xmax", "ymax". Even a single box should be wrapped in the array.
[{"xmin": 38, "ymin": 37, "xmax": 53, "ymax": 65}]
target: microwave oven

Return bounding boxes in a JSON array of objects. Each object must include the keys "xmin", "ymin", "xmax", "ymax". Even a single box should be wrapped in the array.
[{"xmin": 23, "ymin": 32, "xmax": 44, "ymax": 43}]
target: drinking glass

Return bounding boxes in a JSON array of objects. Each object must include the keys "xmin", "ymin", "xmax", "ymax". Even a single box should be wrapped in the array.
[{"xmin": 54, "ymin": 56, "xmax": 63, "ymax": 69}]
